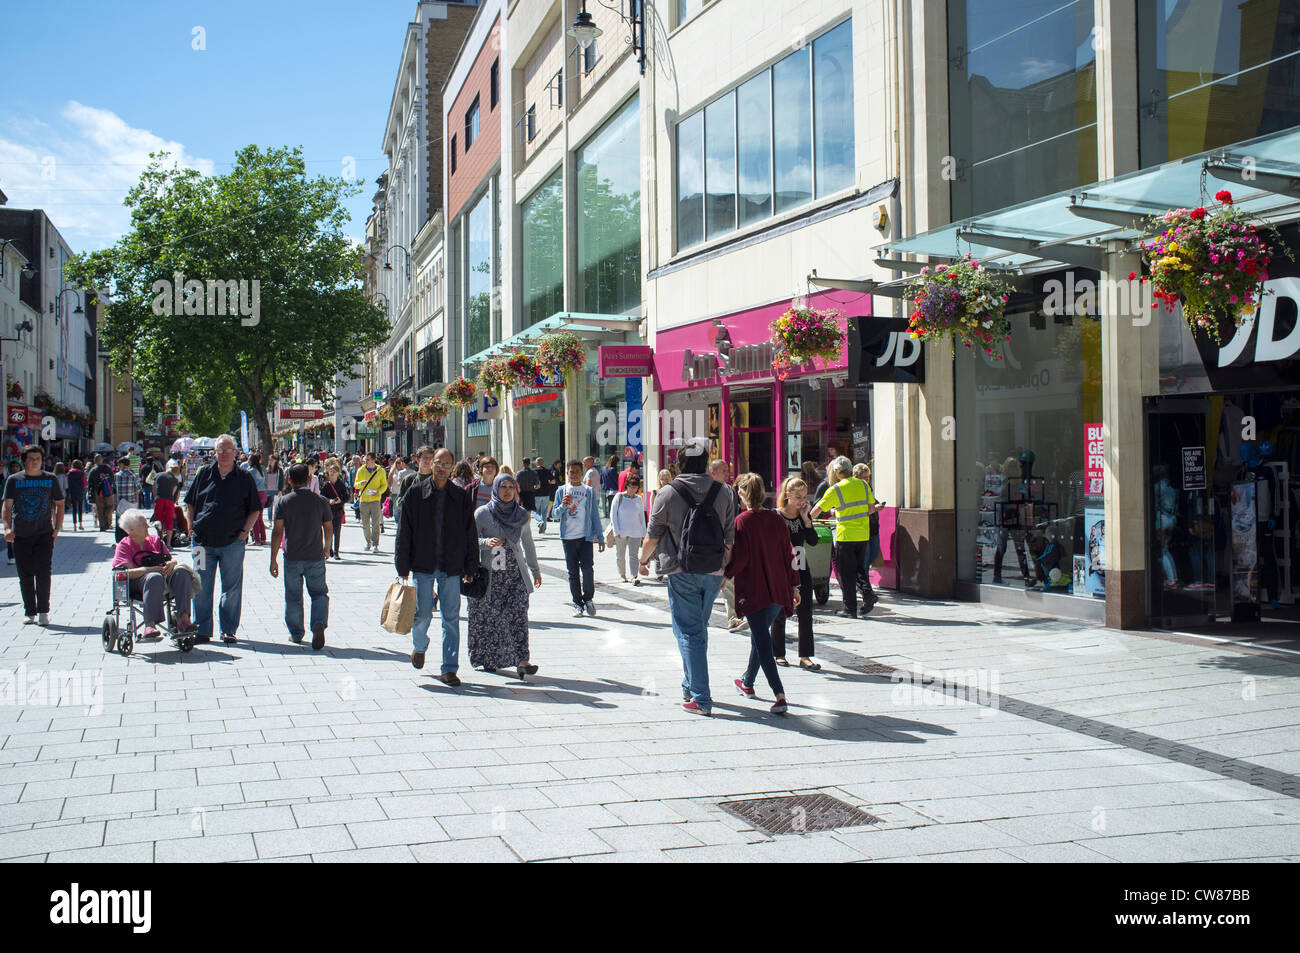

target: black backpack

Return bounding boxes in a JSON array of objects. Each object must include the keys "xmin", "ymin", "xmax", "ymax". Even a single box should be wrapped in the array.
[{"xmin": 672, "ymin": 479, "xmax": 726, "ymax": 573}]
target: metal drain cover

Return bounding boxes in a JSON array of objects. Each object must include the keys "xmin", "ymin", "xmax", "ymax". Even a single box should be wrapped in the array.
[
  {"xmin": 719, "ymin": 794, "xmax": 880, "ymax": 836},
  {"xmin": 844, "ymin": 660, "xmax": 900, "ymax": 676}
]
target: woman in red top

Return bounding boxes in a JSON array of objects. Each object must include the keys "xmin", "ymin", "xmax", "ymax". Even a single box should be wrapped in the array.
[{"xmin": 724, "ymin": 472, "xmax": 800, "ymax": 715}]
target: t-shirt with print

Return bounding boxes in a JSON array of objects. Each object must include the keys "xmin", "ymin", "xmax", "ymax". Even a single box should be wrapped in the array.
[
  {"xmin": 273, "ymin": 488, "xmax": 333, "ymax": 562},
  {"xmin": 558, "ymin": 483, "xmax": 592, "ymax": 540},
  {"xmin": 3, "ymin": 471, "xmax": 64, "ymax": 538}
]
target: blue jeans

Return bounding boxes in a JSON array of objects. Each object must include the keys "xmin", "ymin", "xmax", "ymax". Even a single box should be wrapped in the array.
[
  {"xmin": 412, "ymin": 570, "xmax": 463, "ymax": 673},
  {"xmin": 139, "ymin": 485, "xmax": 153, "ymax": 508},
  {"xmin": 284, "ymin": 559, "xmax": 329, "ymax": 639},
  {"xmin": 666, "ymin": 572, "xmax": 724, "ymax": 710},
  {"xmin": 562, "ymin": 538, "xmax": 594, "ymax": 606},
  {"xmin": 742, "ymin": 603, "xmax": 786, "ymax": 697},
  {"xmin": 192, "ymin": 539, "xmax": 246, "ymax": 638},
  {"xmin": 533, "ymin": 497, "xmax": 551, "ymax": 528},
  {"xmin": 264, "ymin": 491, "xmax": 277, "ymax": 526}
]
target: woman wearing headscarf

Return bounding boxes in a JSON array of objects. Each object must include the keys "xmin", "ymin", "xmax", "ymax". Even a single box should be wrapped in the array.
[{"xmin": 468, "ymin": 473, "xmax": 542, "ymax": 679}]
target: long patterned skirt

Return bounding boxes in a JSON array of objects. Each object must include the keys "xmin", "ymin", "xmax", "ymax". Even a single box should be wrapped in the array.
[{"xmin": 467, "ymin": 548, "xmax": 531, "ymax": 669}]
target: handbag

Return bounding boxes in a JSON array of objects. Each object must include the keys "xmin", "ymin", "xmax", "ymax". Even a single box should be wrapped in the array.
[
  {"xmin": 380, "ymin": 579, "xmax": 418, "ymax": 634},
  {"xmin": 604, "ymin": 524, "xmax": 616, "ymax": 547},
  {"xmin": 461, "ymin": 564, "xmax": 490, "ymax": 599}
]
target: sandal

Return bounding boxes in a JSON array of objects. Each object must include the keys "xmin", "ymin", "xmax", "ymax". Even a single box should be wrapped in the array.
[
  {"xmin": 799, "ymin": 659, "xmax": 821, "ymax": 671},
  {"xmin": 522, "ymin": 662, "xmax": 538, "ymax": 675},
  {"xmin": 775, "ymin": 658, "xmax": 789, "ymax": 667}
]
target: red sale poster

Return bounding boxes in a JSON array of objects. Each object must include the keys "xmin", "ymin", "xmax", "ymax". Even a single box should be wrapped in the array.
[{"xmin": 1084, "ymin": 422, "xmax": 1104, "ymax": 496}]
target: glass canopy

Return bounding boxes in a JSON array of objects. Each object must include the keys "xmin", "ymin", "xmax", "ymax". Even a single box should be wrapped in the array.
[
  {"xmin": 461, "ymin": 312, "xmax": 640, "ymax": 368},
  {"xmin": 877, "ymin": 125, "xmax": 1300, "ymax": 274}
]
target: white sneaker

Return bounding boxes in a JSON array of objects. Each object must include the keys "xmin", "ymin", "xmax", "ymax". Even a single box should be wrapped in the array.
[
  {"xmin": 37, "ymin": 613, "xmax": 49, "ymax": 626},
  {"xmin": 572, "ymin": 605, "xmax": 586, "ymax": 618},
  {"xmin": 23, "ymin": 616, "xmax": 36, "ymax": 625}
]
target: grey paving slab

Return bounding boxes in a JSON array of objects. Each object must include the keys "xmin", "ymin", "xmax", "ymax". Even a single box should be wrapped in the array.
[
  {"xmin": 499, "ymin": 828, "xmax": 615, "ymax": 862},
  {"xmin": 345, "ymin": 816, "xmax": 447, "ymax": 849},
  {"xmin": 409, "ymin": 836, "xmax": 521, "ymax": 863},
  {"xmin": 253, "ymin": 824, "xmax": 355, "ymax": 859},
  {"xmin": 155, "ymin": 832, "xmax": 258, "ymax": 863}
]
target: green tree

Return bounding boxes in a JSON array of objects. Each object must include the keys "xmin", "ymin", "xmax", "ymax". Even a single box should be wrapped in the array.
[{"xmin": 67, "ymin": 145, "xmax": 389, "ymax": 444}]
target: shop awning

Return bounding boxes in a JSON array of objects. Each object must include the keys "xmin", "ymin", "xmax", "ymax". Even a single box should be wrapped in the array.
[
  {"xmin": 460, "ymin": 312, "xmax": 640, "ymax": 368},
  {"xmin": 868, "ymin": 125, "xmax": 1300, "ymax": 280}
]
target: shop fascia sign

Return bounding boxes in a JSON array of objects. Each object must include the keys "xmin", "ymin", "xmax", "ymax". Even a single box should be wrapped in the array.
[
  {"xmin": 1212, "ymin": 276, "xmax": 1300, "ymax": 367},
  {"xmin": 681, "ymin": 321, "xmax": 774, "ymax": 382}
]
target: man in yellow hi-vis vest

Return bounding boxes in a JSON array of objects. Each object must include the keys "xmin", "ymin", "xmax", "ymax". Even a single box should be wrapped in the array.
[{"xmin": 811, "ymin": 456, "xmax": 881, "ymax": 618}]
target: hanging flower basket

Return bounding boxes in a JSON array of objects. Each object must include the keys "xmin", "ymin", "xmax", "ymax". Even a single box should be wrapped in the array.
[
  {"xmin": 770, "ymin": 307, "xmax": 845, "ymax": 380},
  {"xmin": 907, "ymin": 257, "xmax": 1012, "ymax": 358},
  {"xmin": 5, "ymin": 378, "xmax": 22, "ymax": 401},
  {"xmin": 537, "ymin": 331, "xmax": 586, "ymax": 377},
  {"xmin": 477, "ymin": 358, "xmax": 513, "ymax": 395},
  {"xmin": 422, "ymin": 395, "xmax": 449, "ymax": 421},
  {"xmin": 1138, "ymin": 190, "xmax": 1287, "ymax": 344},
  {"xmin": 505, "ymin": 351, "xmax": 541, "ymax": 388},
  {"xmin": 444, "ymin": 376, "xmax": 477, "ymax": 407}
]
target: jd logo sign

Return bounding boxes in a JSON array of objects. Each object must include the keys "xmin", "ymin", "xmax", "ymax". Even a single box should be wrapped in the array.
[
  {"xmin": 1215, "ymin": 277, "xmax": 1300, "ymax": 367},
  {"xmin": 847, "ymin": 316, "xmax": 926, "ymax": 384}
]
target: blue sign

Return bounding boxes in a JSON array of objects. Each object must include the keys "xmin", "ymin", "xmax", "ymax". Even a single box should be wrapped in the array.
[{"xmin": 625, "ymin": 377, "xmax": 642, "ymax": 459}]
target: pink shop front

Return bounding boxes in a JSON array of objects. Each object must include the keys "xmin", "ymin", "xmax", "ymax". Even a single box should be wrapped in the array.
[{"xmin": 651, "ymin": 290, "xmax": 897, "ymax": 589}]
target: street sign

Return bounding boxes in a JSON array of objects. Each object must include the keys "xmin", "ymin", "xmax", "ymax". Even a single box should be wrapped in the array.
[{"xmin": 281, "ymin": 409, "xmax": 324, "ymax": 420}]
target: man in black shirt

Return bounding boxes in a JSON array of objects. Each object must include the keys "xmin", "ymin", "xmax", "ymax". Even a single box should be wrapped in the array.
[
  {"xmin": 395, "ymin": 446, "xmax": 478, "ymax": 685},
  {"xmin": 270, "ymin": 464, "xmax": 333, "ymax": 650},
  {"xmin": 531, "ymin": 455, "xmax": 555, "ymax": 534},
  {"xmin": 2, "ymin": 445, "xmax": 64, "ymax": 625},
  {"xmin": 517, "ymin": 456, "xmax": 539, "ymax": 513},
  {"xmin": 183, "ymin": 434, "xmax": 262, "ymax": 644}
]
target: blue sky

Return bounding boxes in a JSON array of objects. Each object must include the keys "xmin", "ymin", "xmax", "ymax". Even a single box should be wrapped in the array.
[{"xmin": 0, "ymin": 0, "xmax": 429, "ymax": 251}]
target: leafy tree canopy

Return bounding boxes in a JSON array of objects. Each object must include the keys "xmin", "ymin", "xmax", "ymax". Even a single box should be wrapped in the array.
[{"xmin": 67, "ymin": 145, "xmax": 389, "ymax": 445}]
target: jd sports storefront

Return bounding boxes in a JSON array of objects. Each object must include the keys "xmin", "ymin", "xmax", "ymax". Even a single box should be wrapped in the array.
[{"xmin": 1146, "ymin": 224, "xmax": 1300, "ymax": 630}]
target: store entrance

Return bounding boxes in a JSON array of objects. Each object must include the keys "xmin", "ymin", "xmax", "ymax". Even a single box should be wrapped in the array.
[
  {"xmin": 729, "ymin": 386, "xmax": 774, "ymax": 491},
  {"xmin": 1147, "ymin": 392, "xmax": 1300, "ymax": 647}
]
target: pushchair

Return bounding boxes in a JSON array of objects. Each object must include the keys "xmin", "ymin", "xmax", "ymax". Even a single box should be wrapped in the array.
[{"xmin": 102, "ymin": 555, "xmax": 196, "ymax": 656}]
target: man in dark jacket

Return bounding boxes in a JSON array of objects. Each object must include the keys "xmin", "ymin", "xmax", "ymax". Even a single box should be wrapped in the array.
[
  {"xmin": 530, "ymin": 455, "xmax": 555, "ymax": 533},
  {"xmin": 395, "ymin": 447, "xmax": 479, "ymax": 685}
]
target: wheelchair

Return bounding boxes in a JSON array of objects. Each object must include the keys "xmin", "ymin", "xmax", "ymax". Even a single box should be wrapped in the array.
[{"xmin": 103, "ymin": 565, "xmax": 196, "ymax": 656}]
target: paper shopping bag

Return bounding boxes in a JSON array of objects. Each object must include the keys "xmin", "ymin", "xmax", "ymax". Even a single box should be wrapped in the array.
[{"xmin": 381, "ymin": 580, "xmax": 418, "ymax": 635}]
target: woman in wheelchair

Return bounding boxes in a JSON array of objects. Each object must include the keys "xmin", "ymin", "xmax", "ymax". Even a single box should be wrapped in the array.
[{"xmin": 113, "ymin": 508, "xmax": 195, "ymax": 639}]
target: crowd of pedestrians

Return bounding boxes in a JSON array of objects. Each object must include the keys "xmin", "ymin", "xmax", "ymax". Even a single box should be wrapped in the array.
[{"xmin": 4, "ymin": 432, "xmax": 885, "ymax": 718}]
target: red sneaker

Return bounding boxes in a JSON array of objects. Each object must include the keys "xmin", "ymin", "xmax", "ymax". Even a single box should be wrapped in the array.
[
  {"xmin": 681, "ymin": 701, "xmax": 712, "ymax": 716},
  {"xmin": 734, "ymin": 678, "xmax": 755, "ymax": 698}
]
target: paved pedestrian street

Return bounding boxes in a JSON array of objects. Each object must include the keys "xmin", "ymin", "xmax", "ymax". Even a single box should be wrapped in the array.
[{"xmin": 3, "ymin": 521, "xmax": 1299, "ymax": 863}]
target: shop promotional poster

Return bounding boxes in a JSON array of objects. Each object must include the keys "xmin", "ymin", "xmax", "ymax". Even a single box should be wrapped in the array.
[{"xmin": 1083, "ymin": 423, "xmax": 1105, "ymax": 596}]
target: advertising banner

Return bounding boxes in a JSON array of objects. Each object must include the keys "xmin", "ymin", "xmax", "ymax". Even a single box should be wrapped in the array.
[
  {"xmin": 1084, "ymin": 422, "xmax": 1104, "ymax": 496},
  {"xmin": 1084, "ymin": 506, "xmax": 1106, "ymax": 596}
]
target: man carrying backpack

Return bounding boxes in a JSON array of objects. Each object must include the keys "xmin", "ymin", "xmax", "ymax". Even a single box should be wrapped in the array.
[{"xmin": 638, "ymin": 436, "xmax": 736, "ymax": 715}]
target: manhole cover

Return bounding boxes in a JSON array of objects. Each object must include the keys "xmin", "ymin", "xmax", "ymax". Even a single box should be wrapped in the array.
[
  {"xmin": 718, "ymin": 794, "xmax": 880, "ymax": 836},
  {"xmin": 844, "ymin": 660, "xmax": 900, "ymax": 676}
]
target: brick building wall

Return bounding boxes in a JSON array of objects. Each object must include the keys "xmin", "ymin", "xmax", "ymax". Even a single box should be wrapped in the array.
[{"xmin": 447, "ymin": 14, "xmax": 503, "ymax": 222}]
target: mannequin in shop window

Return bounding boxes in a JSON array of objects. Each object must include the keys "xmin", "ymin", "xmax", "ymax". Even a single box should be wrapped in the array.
[
  {"xmin": 1241, "ymin": 441, "xmax": 1284, "ymax": 609},
  {"xmin": 1152, "ymin": 464, "xmax": 1180, "ymax": 590}
]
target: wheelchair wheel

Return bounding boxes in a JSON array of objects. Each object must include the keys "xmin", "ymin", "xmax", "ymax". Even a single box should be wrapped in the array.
[
  {"xmin": 814, "ymin": 584, "xmax": 830, "ymax": 605},
  {"xmin": 118, "ymin": 629, "xmax": 133, "ymax": 657},
  {"xmin": 179, "ymin": 636, "xmax": 195, "ymax": 653},
  {"xmin": 101, "ymin": 616, "xmax": 118, "ymax": 653}
]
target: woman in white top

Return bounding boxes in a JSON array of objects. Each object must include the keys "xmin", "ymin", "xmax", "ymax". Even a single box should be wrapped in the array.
[{"xmin": 610, "ymin": 474, "xmax": 648, "ymax": 585}]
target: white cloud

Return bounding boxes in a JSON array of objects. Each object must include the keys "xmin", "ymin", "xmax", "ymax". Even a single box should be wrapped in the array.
[
  {"xmin": 1018, "ymin": 58, "xmax": 1069, "ymax": 84},
  {"xmin": 0, "ymin": 101, "xmax": 215, "ymax": 252}
]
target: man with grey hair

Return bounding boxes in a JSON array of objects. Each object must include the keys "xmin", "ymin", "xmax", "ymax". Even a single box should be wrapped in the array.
[
  {"xmin": 811, "ymin": 455, "xmax": 881, "ymax": 618},
  {"xmin": 183, "ymin": 434, "xmax": 262, "ymax": 643}
]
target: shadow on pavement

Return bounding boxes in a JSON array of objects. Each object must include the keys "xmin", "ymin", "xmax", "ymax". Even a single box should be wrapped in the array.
[
  {"xmin": 419, "ymin": 679, "xmax": 618, "ymax": 709},
  {"xmin": 705, "ymin": 700, "xmax": 958, "ymax": 743}
]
